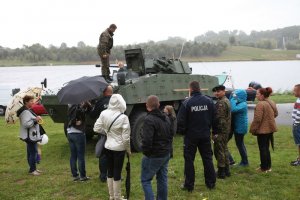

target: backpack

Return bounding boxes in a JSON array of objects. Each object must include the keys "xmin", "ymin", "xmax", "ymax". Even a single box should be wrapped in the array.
[{"xmin": 67, "ymin": 105, "xmax": 86, "ymax": 129}]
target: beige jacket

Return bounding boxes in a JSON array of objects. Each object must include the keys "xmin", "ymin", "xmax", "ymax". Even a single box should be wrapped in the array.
[{"xmin": 250, "ymin": 99, "xmax": 278, "ymax": 134}]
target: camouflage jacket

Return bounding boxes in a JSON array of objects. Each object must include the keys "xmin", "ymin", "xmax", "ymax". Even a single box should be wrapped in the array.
[
  {"xmin": 97, "ymin": 29, "xmax": 114, "ymax": 55},
  {"xmin": 213, "ymin": 96, "xmax": 231, "ymax": 134}
]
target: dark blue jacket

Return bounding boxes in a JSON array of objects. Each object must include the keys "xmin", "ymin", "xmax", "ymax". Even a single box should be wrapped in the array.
[{"xmin": 177, "ymin": 91, "xmax": 216, "ymax": 139}]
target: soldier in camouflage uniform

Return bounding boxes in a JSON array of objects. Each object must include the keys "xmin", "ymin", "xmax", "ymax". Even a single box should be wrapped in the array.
[
  {"xmin": 212, "ymin": 85, "xmax": 231, "ymax": 179},
  {"xmin": 97, "ymin": 24, "xmax": 117, "ymax": 82}
]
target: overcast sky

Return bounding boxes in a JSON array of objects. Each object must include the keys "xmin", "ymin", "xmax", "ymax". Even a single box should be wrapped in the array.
[{"xmin": 1, "ymin": 0, "xmax": 299, "ymax": 48}]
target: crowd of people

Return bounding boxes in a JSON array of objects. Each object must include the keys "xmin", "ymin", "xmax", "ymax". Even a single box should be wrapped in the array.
[{"xmin": 17, "ymin": 82, "xmax": 300, "ymax": 199}]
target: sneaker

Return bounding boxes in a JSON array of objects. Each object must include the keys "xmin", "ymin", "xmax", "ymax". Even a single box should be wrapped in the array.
[
  {"xmin": 238, "ymin": 162, "xmax": 249, "ymax": 167},
  {"xmin": 256, "ymin": 167, "xmax": 272, "ymax": 173},
  {"xmin": 290, "ymin": 158, "xmax": 299, "ymax": 164},
  {"xmin": 206, "ymin": 183, "xmax": 216, "ymax": 190},
  {"xmin": 73, "ymin": 176, "xmax": 80, "ymax": 181},
  {"xmin": 99, "ymin": 176, "xmax": 107, "ymax": 183},
  {"xmin": 265, "ymin": 168, "xmax": 272, "ymax": 173},
  {"xmin": 30, "ymin": 170, "xmax": 41, "ymax": 176},
  {"xmin": 36, "ymin": 169, "xmax": 42, "ymax": 173},
  {"xmin": 291, "ymin": 160, "xmax": 300, "ymax": 166},
  {"xmin": 229, "ymin": 161, "xmax": 236, "ymax": 166},
  {"xmin": 180, "ymin": 184, "xmax": 193, "ymax": 192},
  {"xmin": 80, "ymin": 177, "xmax": 90, "ymax": 182}
]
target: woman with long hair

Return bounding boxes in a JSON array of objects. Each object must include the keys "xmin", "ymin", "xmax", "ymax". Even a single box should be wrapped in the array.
[{"xmin": 250, "ymin": 87, "xmax": 278, "ymax": 173}]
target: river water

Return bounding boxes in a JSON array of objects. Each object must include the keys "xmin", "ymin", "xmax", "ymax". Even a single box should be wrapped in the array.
[{"xmin": 0, "ymin": 60, "xmax": 299, "ymax": 100}]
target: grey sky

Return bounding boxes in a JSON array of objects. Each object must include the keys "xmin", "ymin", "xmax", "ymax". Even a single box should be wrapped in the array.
[{"xmin": 1, "ymin": 0, "xmax": 299, "ymax": 48}]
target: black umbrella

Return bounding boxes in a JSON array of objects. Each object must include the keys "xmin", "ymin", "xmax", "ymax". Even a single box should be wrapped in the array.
[
  {"xmin": 125, "ymin": 153, "xmax": 131, "ymax": 199},
  {"xmin": 57, "ymin": 76, "xmax": 108, "ymax": 104}
]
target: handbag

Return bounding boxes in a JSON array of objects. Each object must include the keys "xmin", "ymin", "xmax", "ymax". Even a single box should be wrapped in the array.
[
  {"xmin": 39, "ymin": 124, "xmax": 46, "ymax": 135},
  {"xmin": 95, "ymin": 113, "xmax": 123, "ymax": 158}
]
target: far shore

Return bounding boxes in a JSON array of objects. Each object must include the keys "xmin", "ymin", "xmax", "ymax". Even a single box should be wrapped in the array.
[{"xmin": 1, "ymin": 58, "xmax": 300, "ymax": 67}]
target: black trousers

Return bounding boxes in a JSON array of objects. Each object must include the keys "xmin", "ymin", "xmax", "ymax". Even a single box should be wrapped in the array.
[
  {"xmin": 257, "ymin": 133, "xmax": 273, "ymax": 170},
  {"xmin": 184, "ymin": 136, "xmax": 216, "ymax": 189},
  {"xmin": 106, "ymin": 149, "xmax": 125, "ymax": 181}
]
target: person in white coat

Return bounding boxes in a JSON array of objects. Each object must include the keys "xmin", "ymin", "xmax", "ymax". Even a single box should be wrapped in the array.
[{"xmin": 94, "ymin": 94, "xmax": 131, "ymax": 200}]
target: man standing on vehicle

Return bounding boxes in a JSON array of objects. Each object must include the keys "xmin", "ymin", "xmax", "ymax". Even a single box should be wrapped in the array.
[
  {"xmin": 212, "ymin": 85, "xmax": 231, "ymax": 179},
  {"xmin": 141, "ymin": 95, "xmax": 174, "ymax": 200},
  {"xmin": 90, "ymin": 85, "xmax": 113, "ymax": 182},
  {"xmin": 177, "ymin": 81, "xmax": 216, "ymax": 192},
  {"xmin": 97, "ymin": 24, "xmax": 117, "ymax": 83}
]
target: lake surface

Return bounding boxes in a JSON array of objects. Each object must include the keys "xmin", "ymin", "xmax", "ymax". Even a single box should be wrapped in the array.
[{"xmin": 0, "ymin": 60, "xmax": 299, "ymax": 100}]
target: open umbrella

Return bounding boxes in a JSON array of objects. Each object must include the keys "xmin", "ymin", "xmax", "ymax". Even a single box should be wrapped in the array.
[
  {"xmin": 5, "ymin": 87, "xmax": 42, "ymax": 124},
  {"xmin": 57, "ymin": 76, "xmax": 108, "ymax": 104},
  {"xmin": 125, "ymin": 153, "xmax": 131, "ymax": 199}
]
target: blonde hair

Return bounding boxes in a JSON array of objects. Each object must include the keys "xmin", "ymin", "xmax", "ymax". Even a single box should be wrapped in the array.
[{"xmin": 164, "ymin": 105, "xmax": 176, "ymax": 118}]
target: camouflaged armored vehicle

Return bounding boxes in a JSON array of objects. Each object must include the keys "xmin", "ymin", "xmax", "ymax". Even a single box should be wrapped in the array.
[{"xmin": 42, "ymin": 48, "xmax": 218, "ymax": 151}]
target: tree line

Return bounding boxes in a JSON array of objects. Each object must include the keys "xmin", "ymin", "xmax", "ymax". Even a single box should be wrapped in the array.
[
  {"xmin": 195, "ymin": 26, "xmax": 300, "ymax": 50},
  {"xmin": 0, "ymin": 39, "xmax": 227, "ymax": 64},
  {"xmin": 1, "ymin": 25, "xmax": 299, "ymax": 65}
]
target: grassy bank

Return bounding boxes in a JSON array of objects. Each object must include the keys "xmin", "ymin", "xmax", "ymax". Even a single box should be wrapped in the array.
[
  {"xmin": 270, "ymin": 93, "xmax": 297, "ymax": 104},
  {"xmin": 1, "ymin": 46, "xmax": 300, "ymax": 67},
  {"xmin": 0, "ymin": 60, "xmax": 98, "ymax": 67},
  {"xmin": 184, "ymin": 46, "xmax": 300, "ymax": 62},
  {"xmin": 0, "ymin": 116, "xmax": 299, "ymax": 199}
]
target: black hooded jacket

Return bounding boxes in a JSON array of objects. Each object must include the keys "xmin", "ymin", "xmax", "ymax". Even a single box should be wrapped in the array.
[{"xmin": 142, "ymin": 109, "xmax": 173, "ymax": 158}]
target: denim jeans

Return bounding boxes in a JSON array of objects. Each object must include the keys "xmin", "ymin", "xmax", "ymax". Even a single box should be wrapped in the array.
[
  {"xmin": 141, "ymin": 154, "xmax": 170, "ymax": 200},
  {"xmin": 27, "ymin": 142, "xmax": 37, "ymax": 173},
  {"xmin": 99, "ymin": 154, "xmax": 108, "ymax": 180},
  {"xmin": 257, "ymin": 133, "xmax": 273, "ymax": 170},
  {"xmin": 234, "ymin": 133, "xmax": 249, "ymax": 165},
  {"xmin": 67, "ymin": 132, "xmax": 86, "ymax": 178}
]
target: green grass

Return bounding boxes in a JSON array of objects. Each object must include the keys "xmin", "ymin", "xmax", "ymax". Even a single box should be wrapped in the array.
[
  {"xmin": 270, "ymin": 94, "xmax": 297, "ymax": 104},
  {"xmin": 184, "ymin": 46, "xmax": 300, "ymax": 62},
  {"xmin": 0, "ymin": 116, "xmax": 300, "ymax": 200}
]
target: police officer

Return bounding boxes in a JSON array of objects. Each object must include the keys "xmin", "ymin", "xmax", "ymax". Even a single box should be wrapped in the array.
[
  {"xmin": 89, "ymin": 85, "xmax": 113, "ymax": 182},
  {"xmin": 97, "ymin": 24, "xmax": 117, "ymax": 83},
  {"xmin": 212, "ymin": 85, "xmax": 231, "ymax": 179},
  {"xmin": 177, "ymin": 81, "xmax": 216, "ymax": 192}
]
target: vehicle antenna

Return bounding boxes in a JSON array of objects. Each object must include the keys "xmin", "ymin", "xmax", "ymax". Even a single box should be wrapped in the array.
[{"xmin": 178, "ymin": 42, "xmax": 185, "ymax": 59}]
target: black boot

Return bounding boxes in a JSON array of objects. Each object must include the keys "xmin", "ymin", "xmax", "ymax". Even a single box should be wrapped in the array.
[
  {"xmin": 217, "ymin": 167, "xmax": 226, "ymax": 179},
  {"xmin": 225, "ymin": 165, "xmax": 231, "ymax": 177}
]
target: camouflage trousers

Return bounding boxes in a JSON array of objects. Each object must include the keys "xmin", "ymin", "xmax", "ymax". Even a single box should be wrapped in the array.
[
  {"xmin": 214, "ymin": 134, "xmax": 230, "ymax": 167},
  {"xmin": 100, "ymin": 55, "xmax": 110, "ymax": 76}
]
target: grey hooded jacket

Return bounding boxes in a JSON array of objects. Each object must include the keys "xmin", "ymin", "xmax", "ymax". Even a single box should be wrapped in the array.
[{"xmin": 17, "ymin": 106, "xmax": 42, "ymax": 142}]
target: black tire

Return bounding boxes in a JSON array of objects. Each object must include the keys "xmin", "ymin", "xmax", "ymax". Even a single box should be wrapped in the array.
[
  {"xmin": 130, "ymin": 111, "xmax": 147, "ymax": 152},
  {"xmin": 0, "ymin": 106, "xmax": 6, "ymax": 116},
  {"xmin": 85, "ymin": 126, "xmax": 95, "ymax": 140}
]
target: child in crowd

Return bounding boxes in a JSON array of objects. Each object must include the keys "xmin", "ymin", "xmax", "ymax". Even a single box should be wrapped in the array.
[
  {"xmin": 291, "ymin": 84, "xmax": 300, "ymax": 166},
  {"xmin": 163, "ymin": 105, "xmax": 177, "ymax": 158}
]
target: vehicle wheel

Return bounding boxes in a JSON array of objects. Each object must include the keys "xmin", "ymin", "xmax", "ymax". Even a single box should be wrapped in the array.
[
  {"xmin": 130, "ymin": 111, "xmax": 147, "ymax": 152},
  {"xmin": 85, "ymin": 127, "xmax": 95, "ymax": 140},
  {"xmin": 0, "ymin": 106, "xmax": 6, "ymax": 116}
]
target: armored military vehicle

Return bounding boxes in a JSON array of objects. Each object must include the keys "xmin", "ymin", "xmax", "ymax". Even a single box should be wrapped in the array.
[{"xmin": 42, "ymin": 48, "xmax": 218, "ymax": 151}]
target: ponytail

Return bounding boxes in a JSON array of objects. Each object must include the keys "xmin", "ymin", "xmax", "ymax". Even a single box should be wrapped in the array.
[{"xmin": 258, "ymin": 87, "xmax": 273, "ymax": 98}]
